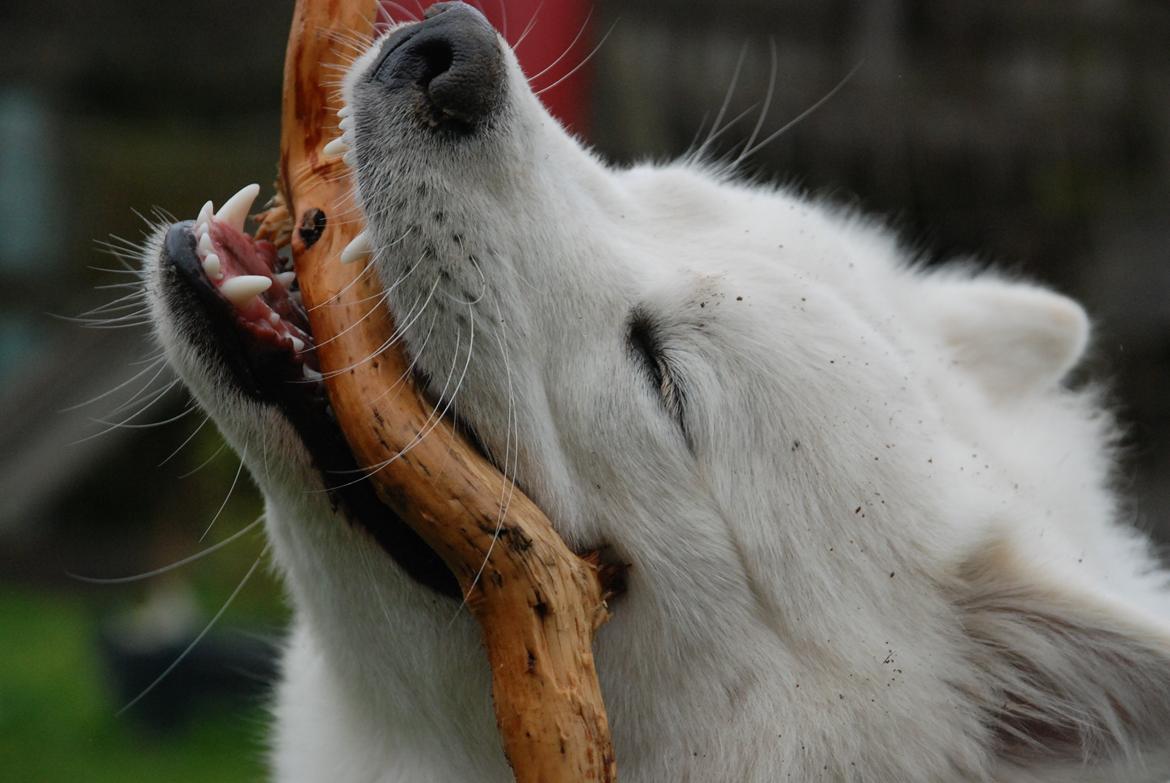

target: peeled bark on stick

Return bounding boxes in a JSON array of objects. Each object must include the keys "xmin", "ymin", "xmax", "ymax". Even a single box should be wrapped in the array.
[{"xmin": 260, "ymin": 2, "xmax": 619, "ymax": 780}]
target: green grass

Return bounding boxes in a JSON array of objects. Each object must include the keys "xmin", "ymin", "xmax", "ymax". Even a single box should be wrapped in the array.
[{"xmin": 0, "ymin": 588, "xmax": 269, "ymax": 782}]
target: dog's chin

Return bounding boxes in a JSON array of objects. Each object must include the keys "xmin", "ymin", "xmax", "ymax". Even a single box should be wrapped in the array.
[{"xmin": 152, "ymin": 208, "xmax": 460, "ymax": 599}]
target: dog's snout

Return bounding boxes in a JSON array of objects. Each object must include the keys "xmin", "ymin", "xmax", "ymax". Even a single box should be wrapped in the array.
[{"xmin": 371, "ymin": 2, "xmax": 504, "ymax": 126}]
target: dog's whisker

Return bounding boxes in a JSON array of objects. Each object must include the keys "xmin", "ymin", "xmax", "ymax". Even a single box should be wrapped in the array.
[
  {"xmin": 158, "ymin": 413, "xmax": 212, "ymax": 467},
  {"xmin": 176, "ymin": 440, "xmax": 228, "ymax": 480},
  {"xmin": 200, "ymin": 443, "xmax": 247, "ymax": 542},
  {"xmin": 68, "ymin": 515, "xmax": 265, "ymax": 585},
  {"xmin": 525, "ymin": 7, "xmax": 592, "ymax": 85},
  {"xmin": 116, "ymin": 547, "xmax": 267, "ymax": 716}
]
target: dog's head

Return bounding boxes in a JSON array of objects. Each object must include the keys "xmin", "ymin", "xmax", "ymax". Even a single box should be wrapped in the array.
[{"xmin": 140, "ymin": 3, "xmax": 1170, "ymax": 778}]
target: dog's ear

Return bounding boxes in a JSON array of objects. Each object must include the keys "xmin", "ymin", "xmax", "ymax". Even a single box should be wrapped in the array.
[
  {"xmin": 954, "ymin": 534, "xmax": 1170, "ymax": 771},
  {"xmin": 926, "ymin": 278, "xmax": 1089, "ymax": 399}
]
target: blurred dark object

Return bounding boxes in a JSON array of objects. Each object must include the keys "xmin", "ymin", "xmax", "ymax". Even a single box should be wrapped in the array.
[{"xmin": 96, "ymin": 584, "xmax": 277, "ymax": 732}]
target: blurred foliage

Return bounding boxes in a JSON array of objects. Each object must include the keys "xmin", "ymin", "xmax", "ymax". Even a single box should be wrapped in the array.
[{"xmin": 0, "ymin": 588, "xmax": 273, "ymax": 782}]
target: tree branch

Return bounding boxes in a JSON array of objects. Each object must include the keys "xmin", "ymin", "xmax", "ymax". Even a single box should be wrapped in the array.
[{"xmin": 264, "ymin": 2, "xmax": 618, "ymax": 780}]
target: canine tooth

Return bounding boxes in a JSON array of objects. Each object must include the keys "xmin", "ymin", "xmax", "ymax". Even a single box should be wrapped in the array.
[
  {"xmin": 268, "ymin": 311, "xmax": 280, "ymax": 324},
  {"xmin": 323, "ymin": 138, "xmax": 349, "ymax": 157},
  {"xmin": 220, "ymin": 274, "xmax": 272, "ymax": 305},
  {"xmin": 303, "ymin": 366, "xmax": 323, "ymax": 382},
  {"xmin": 340, "ymin": 231, "xmax": 371, "ymax": 264},
  {"xmin": 275, "ymin": 271, "xmax": 297, "ymax": 288},
  {"xmin": 202, "ymin": 253, "xmax": 222, "ymax": 279},
  {"xmin": 215, "ymin": 183, "xmax": 260, "ymax": 233},
  {"xmin": 198, "ymin": 232, "xmax": 214, "ymax": 257},
  {"xmin": 196, "ymin": 200, "xmax": 214, "ymax": 227},
  {"xmin": 290, "ymin": 336, "xmax": 305, "ymax": 352}
]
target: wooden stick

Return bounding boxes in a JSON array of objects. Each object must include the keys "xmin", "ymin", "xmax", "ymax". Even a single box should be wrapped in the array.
[{"xmin": 264, "ymin": 2, "xmax": 618, "ymax": 780}]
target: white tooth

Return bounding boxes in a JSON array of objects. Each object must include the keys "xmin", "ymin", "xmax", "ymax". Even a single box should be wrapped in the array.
[
  {"xmin": 198, "ymin": 233, "xmax": 214, "ymax": 257},
  {"xmin": 290, "ymin": 337, "xmax": 306, "ymax": 352},
  {"xmin": 196, "ymin": 200, "xmax": 214, "ymax": 226},
  {"xmin": 215, "ymin": 183, "xmax": 260, "ymax": 233},
  {"xmin": 268, "ymin": 311, "xmax": 280, "ymax": 324},
  {"xmin": 275, "ymin": 271, "xmax": 296, "ymax": 288},
  {"xmin": 340, "ymin": 231, "xmax": 371, "ymax": 264},
  {"xmin": 323, "ymin": 138, "xmax": 349, "ymax": 157},
  {"xmin": 339, "ymin": 116, "xmax": 353, "ymax": 133},
  {"xmin": 337, "ymin": 105, "xmax": 352, "ymax": 118},
  {"xmin": 195, "ymin": 222, "xmax": 209, "ymax": 240},
  {"xmin": 303, "ymin": 366, "xmax": 323, "ymax": 382},
  {"xmin": 202, "ymin": 253, "xmax": 222, "ymax": 279},
  {"xmin": 220, "ymin": 275, "xmax": 272, "ymax": 306}
]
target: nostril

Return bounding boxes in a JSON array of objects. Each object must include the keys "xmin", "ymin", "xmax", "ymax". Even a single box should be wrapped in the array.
[
  {"xmin": 413, "ymin": 39, "xmax": 455, "ymax": 90},
  {"xmin": 370, "ymin": 30, "xmax": 453, "ymax": 90}
]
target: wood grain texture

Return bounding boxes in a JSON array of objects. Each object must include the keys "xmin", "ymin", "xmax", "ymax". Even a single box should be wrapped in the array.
[{"xmin": 265, "ymin": 2, "xmax": 618, "ymax": 780}]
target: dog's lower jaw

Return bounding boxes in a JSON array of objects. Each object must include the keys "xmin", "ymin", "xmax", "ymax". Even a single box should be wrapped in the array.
[{"xmin": 262, "ymin": 493, "xmax": 513, "ymax": 783}]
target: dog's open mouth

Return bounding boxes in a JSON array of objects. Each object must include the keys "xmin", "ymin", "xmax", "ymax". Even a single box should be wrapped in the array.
[
  {"xmin": 163, "ymin": 187, "xmax": 319, "ymax": 402},
  {"xmin": 160, "ymin": 186, "xmax": 460, "ymax": 600}
]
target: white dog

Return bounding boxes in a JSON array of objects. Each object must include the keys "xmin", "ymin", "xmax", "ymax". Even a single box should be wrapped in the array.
[{"xmin": 139, "ymin": 3, "xmax": 1170, "ymax": 780}]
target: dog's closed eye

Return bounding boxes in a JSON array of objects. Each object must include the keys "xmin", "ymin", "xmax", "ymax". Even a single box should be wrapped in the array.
[{"xmin": 628, "ymin": 310, "xmax": 687, "ymax": 436}]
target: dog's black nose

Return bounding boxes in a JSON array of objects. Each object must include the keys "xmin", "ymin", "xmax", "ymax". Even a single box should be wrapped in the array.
[{"xmin": 370, "ymin": 2, "xmax": 504, "ymax": 126}]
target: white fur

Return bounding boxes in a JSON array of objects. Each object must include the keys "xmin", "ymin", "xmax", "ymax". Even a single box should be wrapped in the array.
[{"xmin": 140, "ymin": 16, "xmax": 1170, "ymax": 782}]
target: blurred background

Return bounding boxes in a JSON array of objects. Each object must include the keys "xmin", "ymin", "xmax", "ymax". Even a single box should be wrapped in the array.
[{"xmin": 1, "ymin": 0, "xmax": 1168, "ymax": 779}]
